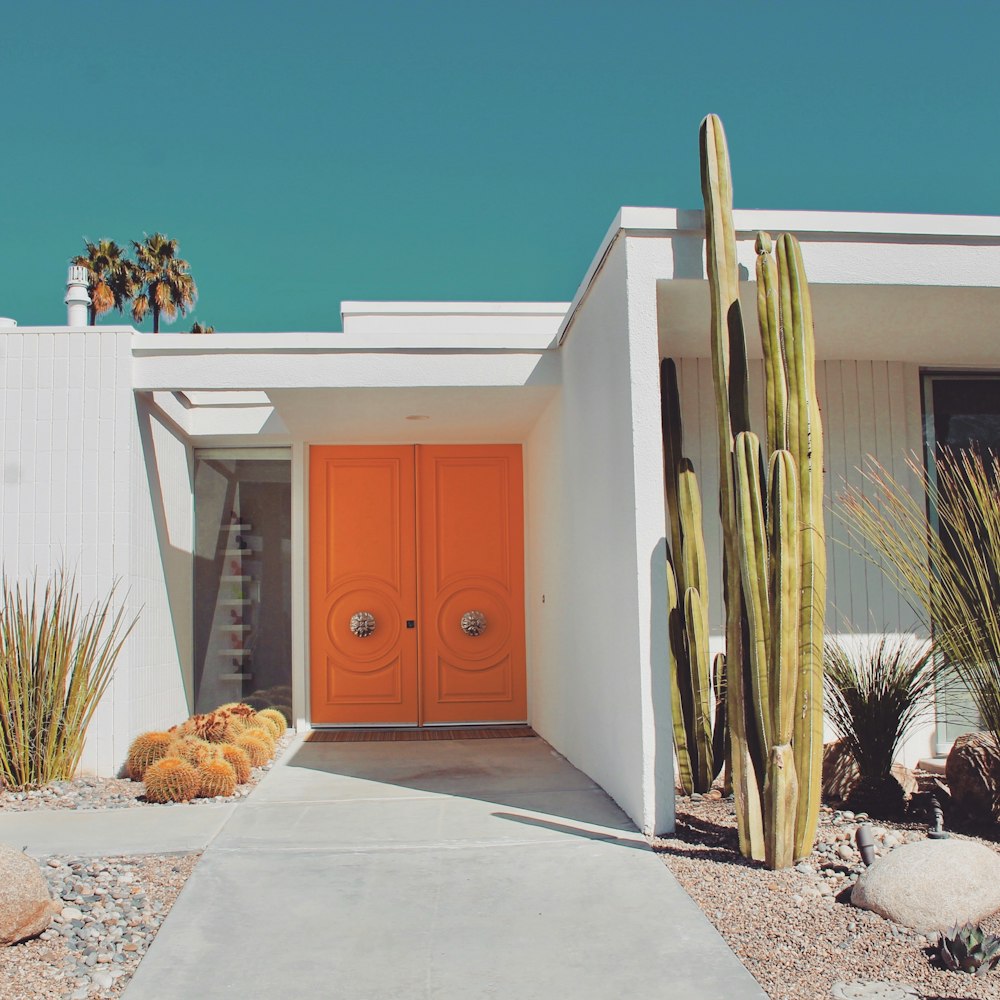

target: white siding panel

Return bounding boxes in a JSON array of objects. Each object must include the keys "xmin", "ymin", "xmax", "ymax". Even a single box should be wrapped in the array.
[
  {"xmin": 666, "ymin": 357, "xmax": 925, "ymax": 638},
  {"xmin": 0, "ymin": 329, "xmax": 190, "ymax": 777}
]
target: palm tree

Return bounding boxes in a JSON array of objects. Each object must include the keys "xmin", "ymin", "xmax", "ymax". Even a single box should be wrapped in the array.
[
  {"xmin": 71, "ymin": 239, "xmax": 138, "ymax": 325},
  {"xmin": 131, "ymin": 233, "xmax": 198, "ymax": 333},
  {"xmin": 190, "ymin": 321, "xmax": 215, "ymax": 334}
]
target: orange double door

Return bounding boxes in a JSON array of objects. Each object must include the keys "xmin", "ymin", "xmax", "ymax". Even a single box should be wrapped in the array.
[{"xmin": 309, "ymin": 445, "xmax": 527, "ymax": 726}]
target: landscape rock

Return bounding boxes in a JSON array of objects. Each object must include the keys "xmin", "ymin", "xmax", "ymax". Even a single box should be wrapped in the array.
[
  {"xmin": 946, "ymin": 731, "xmax": 1000, "ymax": 822},
  {"xmin": 823, "ymin": 740, "xmax": 861, "ymax": 803},
  {"xmin": 0, "ymin": 843, "xmax": 56, "ymax": 946},
  {"xmin": 851, "ymin": 838, "xmax": 1000, "ymax": 930}
]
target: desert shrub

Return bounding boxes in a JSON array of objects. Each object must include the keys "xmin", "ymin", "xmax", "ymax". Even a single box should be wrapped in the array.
[
  {"xmin": 0, "ymin": 571, "xmax": 136, "ymax": 790},
  {"xmin": 840, "ymin": 448, "xmax": 1000, "ymax": 734},
  {"xmin": 823, "ymin": 633, "xmax": 936, "ymax": 814}
]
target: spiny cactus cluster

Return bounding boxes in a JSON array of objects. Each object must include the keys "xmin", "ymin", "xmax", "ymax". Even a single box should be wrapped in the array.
[{"xmin": 124, "ymin": 701, "xmax": 289, "ymax": 803}]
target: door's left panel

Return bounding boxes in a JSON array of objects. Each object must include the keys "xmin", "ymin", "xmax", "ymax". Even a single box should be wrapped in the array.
[{"xmin": 309, "ymin": 446, "xmax": 419, "ymax": 724}]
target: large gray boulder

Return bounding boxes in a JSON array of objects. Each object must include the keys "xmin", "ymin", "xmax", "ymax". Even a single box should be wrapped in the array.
[
  {"xmin": 0, "ymin": 843, "xmax": 56, "ymax": 946},
  {"xmin": 852, "ymin": 838, "xmax": 1000, "ymax": 931}
]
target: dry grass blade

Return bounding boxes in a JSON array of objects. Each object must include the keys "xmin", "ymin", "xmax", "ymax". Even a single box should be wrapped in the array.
[
  {"xmin": 839, "ymin": 448, "xmax": 1000, "ymax": 735},
  {"xmin": 0, "ymin": 571, "xmax": 137, "ymax": 790}
]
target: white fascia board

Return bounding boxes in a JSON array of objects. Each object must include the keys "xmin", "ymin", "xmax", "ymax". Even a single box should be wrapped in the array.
[
  {"xmin": 341, "ymin": 302, "xmax": 569, "ymax": 345},
  {"xmin": 131, "ymin": 331, "xmax": 560, "ymax": 352},
  {"xmin": 617, "ymin": 206, "xmax": 1000, "ymax": 240},
  {"xmin": 132, "ymin": 344, "xmax": 559, "ymax": 392},
  {"xmin": 558, "ymin": 206, "xmax": 1000, "ymax": 345}
]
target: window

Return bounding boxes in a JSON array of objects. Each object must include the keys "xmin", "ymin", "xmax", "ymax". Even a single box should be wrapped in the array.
[
  {"xmin": 923, "ymin": 374, "xmax": 1000, "ymax": 751},
  {"xmin": 193, "ymin": 449, "xmax": 292, "ymax": 718}
]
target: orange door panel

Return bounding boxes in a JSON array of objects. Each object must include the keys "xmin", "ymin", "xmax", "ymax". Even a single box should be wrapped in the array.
[
  {"xmin": 309, "ymin": 446, "xmax": 418, "ymax": 724},
  {"xmin": 417, "ymin": 445, "xmax": 527, "ymax": 724}
]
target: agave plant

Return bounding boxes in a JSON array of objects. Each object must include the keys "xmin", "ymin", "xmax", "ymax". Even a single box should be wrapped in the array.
[
  {"xmin": 0, "ymin": 571, "xmax": 137, "ymax": 789},
  {"xmin": 939, "ymin": 923, "xmax": 1000, "ymax": 976}
]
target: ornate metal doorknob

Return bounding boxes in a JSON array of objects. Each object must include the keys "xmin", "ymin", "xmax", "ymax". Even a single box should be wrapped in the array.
[
  {"xmin": 349, "ymin": 611, "xmax": 376, "ymax": 638},
  {"xmin": 460, "ymin": 610, "xmax": 487, "ymax": 636}
]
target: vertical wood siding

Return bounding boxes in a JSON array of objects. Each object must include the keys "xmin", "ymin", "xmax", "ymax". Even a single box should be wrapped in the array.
[{"xmin": 669, "ymin": 357, "xmax": 925, "ymax": 639}]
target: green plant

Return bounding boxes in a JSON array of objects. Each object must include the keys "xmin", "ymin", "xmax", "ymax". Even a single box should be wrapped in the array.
[
  {"xmin": 126, "ymin": 731, "xmax": 173, "ymax": 780},
  {"xmin": 142, "ymin": 756, "xmax": 201, "ymax": 803},
  {"xmin": 71, "ymin": 239, "xmax": 139, "ymax": 325},
  {"xmin": 661, "ymin": 360, "xmax": 722, "ymax": 793},
  {"xmin": 130, "ymin": 233, "xmax": 197, "ymax": 334},
  {"xmin": 0, "ymin": 572, "xmax": 136, "ymax": 790},
  {"xmin": 939, "ymin": 923, "xmax": 1000, "ymax": 976},
  {"xmin": 696, "ymin": 114, "xmax": 826, "ymax": 867},
  {"xmin": 197, "ymin": 758, "xmax": 237, "ymax": 798},
  {"xmin": 839, "ymin": 448, "xmax": 1000, "ymax": 736},
  {"xmin": 823, "ymin": 634, "xmax": 937, "ymax": 814}
]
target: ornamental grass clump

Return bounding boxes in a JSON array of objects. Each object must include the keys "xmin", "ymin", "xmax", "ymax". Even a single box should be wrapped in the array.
[
  {"xmin": 823, "ymin": 634, "xmax": 937, "ymax": 815},
  {"xmin": 0, "ymin": 571, "xmax": 136, "ymax": 790},
  {"xmin": 840, "ymin": 448, "xmax": 1000, "ymax": 734}
]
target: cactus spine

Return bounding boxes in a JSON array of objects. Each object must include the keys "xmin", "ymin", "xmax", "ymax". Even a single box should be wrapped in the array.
[
  {"xmin": 697, "ymin": 114, "xmax": 825, "ymax": 867},
  {"xmin": 143, "ymin": 756, "xmax": 201, "ymax": 803},
  {"xmin": 661, "ymin": 359, "xmax": 719, "ymax": 793}
]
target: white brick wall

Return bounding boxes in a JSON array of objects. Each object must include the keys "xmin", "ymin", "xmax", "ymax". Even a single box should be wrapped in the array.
[{"xmin": 0, "ymin": 328, "xmax": 190, "ymax": 776}]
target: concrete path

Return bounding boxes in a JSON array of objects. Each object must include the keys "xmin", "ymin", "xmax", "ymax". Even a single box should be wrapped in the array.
[
  {"xmin": 118, "ymin": 735, "xmax": 766, "ymax": 1000},
  {"xmin": 0, "ymin": 802, "xmax": 236, "ymax": 857}
]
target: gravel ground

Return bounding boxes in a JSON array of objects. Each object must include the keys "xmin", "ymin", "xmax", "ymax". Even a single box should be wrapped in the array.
[
  {"xmin": 0, "ymin": 732, "xmax": 293, "ymax": 812},
  {"xmin": 0, "ymin": 853, "xmax": 199, "ymax": 1000},
  {"xmin": 654, "ymin": 796, "xmax": 1000, "ymax": 1000},
  {"xmin": 0, "ymin": 734, "xmax": 292, "ymax": 998}
]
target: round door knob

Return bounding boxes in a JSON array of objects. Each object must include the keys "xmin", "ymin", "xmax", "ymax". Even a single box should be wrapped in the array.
[
  {"xmin": 349, "ymin": 611, "xmax": 376, "ymax": 638},
  {"xmin": 460, "ymin": 610, "xmax": 487, "ymax": 637}
]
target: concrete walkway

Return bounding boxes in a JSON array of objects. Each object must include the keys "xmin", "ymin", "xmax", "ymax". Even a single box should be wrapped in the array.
[{"xmin": 5, "ymin": 736, "xmax": 768, "ymax": 999}]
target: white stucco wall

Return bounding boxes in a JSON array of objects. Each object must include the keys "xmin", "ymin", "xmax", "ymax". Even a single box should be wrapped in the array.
[
  {"xmin": 525, "ymin": 236, "xmax": 673, "ymax": 835},
  {"xmin": 0, "ymin": 328, "xmax": 189, "ymax": 776}
]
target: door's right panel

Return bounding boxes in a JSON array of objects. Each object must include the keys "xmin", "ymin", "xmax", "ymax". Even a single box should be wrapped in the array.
[{"xmin": 417, "ymin": 445, "xmax": 527, "ymax": 724}]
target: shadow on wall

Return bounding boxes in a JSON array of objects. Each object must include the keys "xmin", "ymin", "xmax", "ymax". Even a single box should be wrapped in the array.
[{"xmin": 135, "ymin": 397, "xmax": 194, "ymax": 707}]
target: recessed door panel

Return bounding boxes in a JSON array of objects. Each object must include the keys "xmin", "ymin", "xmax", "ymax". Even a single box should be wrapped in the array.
[
  {"xmin": 418, "ymin": 446, "xmax": 527, "ymax": 724},
  {"xmin": 309, "ymin": 447, "xmax": 418, "ymax": 724},
  {"xmin": 309, "ymin": 444, "xmax": 526, "ymax": 726}
]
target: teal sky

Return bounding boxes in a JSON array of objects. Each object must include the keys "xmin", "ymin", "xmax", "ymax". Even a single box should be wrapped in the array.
[{"xmin": 3, "ymin": 1, "xmax": 999, "ymax": 331}]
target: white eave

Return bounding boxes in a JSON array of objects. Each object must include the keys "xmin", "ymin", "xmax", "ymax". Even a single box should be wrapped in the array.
[{"xmin": 557, "ymin": 207, "xmax": 1000, "ymax": 346}]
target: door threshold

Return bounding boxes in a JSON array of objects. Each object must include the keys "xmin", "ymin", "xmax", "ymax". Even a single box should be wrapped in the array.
[{"xmin": 304, "ymin": 725, "xmax": 535, "ymax": 743}]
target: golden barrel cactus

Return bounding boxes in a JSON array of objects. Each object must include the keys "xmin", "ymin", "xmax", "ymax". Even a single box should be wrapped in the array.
[
  {"xmin": 235, "ymin": 732, "xmax": 272, "ymax": 767},
  {"xmin": 143, "ymin": 757, "xmax": 201, "ymax": 803},
  {"xmin": 219, "ymin": 744, "xmax": 252, "ymax": 784},
  {"xmin": 126, "ymin": 732, "xmax": 173, "ymax": 781},
  {"xmin": 198, "ymin": 758, "xmax": 238, "ymax": 798}
]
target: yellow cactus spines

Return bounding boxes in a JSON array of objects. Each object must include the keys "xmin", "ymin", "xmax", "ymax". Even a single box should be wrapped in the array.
[
  {"xmin": 219, "ymin": 744, "xmax": 252, "ymax": 784},
  {"xmin": 235, "ymin": 732, "xmax": 271, "ymax": 767},
  {"xmin": 243, "ymin": 726, "xmax": 276, "ymax": 756},
  {"xmin": 126, "ymin": 731, "xmax": 174, "ymax": 781},
  {"xmin": 198, "ymin": 758, "xmax": 238, "ymax": 798},
  {"xmin": 143, "ymin": 756, "xmax": 201, "ymax": 803},
  {"xmin": 167, "ymin": 736, "xmax": 214, "ymax": 765},
  {"xmin": 252, "ymin": 713, "xmax": 281, "ymax": 740},
  {"xmin": 257, "ymin": 708, "xmax": 289, "ymax": 735}
]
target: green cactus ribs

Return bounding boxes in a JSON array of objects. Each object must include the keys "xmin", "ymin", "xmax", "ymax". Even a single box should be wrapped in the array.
[{"xmin": 691, "ymin": 113, "xmax": 825, "ymax": 868}]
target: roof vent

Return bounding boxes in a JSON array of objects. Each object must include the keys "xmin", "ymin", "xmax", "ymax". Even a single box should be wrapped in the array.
[{"xmin": 65, "ymin": 265, "xmax": 90, "ymax": 326}]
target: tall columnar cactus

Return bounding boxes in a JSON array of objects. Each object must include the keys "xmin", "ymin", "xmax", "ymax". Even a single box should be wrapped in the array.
[
  {"xmin": 695, "ymin": 113, "xmax": 826, "ymax": 867},
  {"xmin": 699, "ymin": 114, "xmax": 764, "ymax": 861},
  {"xmin": 661, "ymin": 359, "xmax": 720, "ymax": 793}
]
